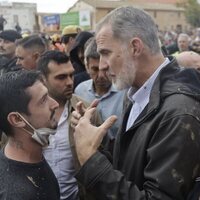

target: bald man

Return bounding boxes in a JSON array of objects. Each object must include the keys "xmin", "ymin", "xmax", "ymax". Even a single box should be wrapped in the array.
[{"xmin": 176, "ymin": 51, "xmax": 200, "ymax": 70}]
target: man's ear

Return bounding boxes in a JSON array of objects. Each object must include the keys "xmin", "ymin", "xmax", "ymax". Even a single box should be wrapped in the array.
[
  {"xmin": 41, "ymin": 75, "xmax": 47, "ymax": 86},
  {"xmin": 33, "ymin": 52, "xmax": 40, "ymax": 61},
  {"xmin": 7, "ymin": 112, "xmax": 26, "ymax": 128},
  {"xmin": 130, "ymin": 37, "xmax": 144, "ymax": 57}
]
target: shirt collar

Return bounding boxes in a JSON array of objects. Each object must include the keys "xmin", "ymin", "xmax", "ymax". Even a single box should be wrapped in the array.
[
  {"xmin": 88, "ymin": 80, "xmax": 118, "ymax": 97},
  {"xmin": 127, "ymin": 58, "xmax": 170, "ymax": 107},
  {"xmin": 58, "ymin": 102, "xmax": 69, "ymax": 126}
]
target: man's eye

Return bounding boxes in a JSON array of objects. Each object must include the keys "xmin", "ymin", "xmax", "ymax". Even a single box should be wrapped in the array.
[
  {"xmin": 41, "ymin": 96, "xmax": 48, "ymax": 104},
  {"xmin": 58, "ymin": 75, "xmax": 66, "ymax": 80},
  {"xmin": 92, "ymin": 68, "xmax": 99, "ymax": 72}
]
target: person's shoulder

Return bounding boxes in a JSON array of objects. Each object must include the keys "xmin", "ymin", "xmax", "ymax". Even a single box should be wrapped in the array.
[{"xmin": 74, "ymin": 79, "xmax": 92, "ymax": 93}]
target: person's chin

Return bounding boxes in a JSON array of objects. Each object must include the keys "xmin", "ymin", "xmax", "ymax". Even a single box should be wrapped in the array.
[
  {"xmin": 113, "ymin": 79, "xmax": 129, "ymax": 90},
  {"xmin": 51, "ymin": 122, "xmax": 58, "ymax": 130},
  {"xmin": 65, "ymin": 93, "xmax": 72, "ymax": 100}
]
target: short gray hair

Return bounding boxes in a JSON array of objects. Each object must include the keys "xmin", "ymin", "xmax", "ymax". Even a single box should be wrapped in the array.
[
  {"xmin": 84, "ymin": 37, "xmax": 100, "ymax": 67},
  {"xmin": 178, "ymin": 33, "xmax": 190, "ymax": 41},
  {"xmin": 96, "ymin": 6, "xmax": 160, "ymax": 54}
]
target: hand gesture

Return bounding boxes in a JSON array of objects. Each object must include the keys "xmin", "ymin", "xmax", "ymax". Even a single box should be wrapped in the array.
[
  {"xmin": 74, "ymin": 107, "xmax": 117, "ymax": 165},
  {"xmin": 70, "ymin": 99, "xmax": 99, "ymax": 129}
]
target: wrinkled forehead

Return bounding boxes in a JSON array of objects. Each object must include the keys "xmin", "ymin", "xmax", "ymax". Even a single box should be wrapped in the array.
[
  {"xmin": 96, "ymin": 25, "xmax": 121, "ymax": 52},
  {"xmin": 96, "ymin": 25, "xmax": 113, "ymax": 41}
]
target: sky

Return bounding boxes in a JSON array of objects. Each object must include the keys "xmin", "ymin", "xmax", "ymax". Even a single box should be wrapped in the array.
[{"xmin": 0, "ymin": 0, "xmax": 78, "ymax": 13}]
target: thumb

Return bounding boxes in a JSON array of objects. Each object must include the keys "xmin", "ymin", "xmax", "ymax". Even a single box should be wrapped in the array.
[{"xmin": 99, "ymin": 115, "xmax": 117, "ymax": 134}]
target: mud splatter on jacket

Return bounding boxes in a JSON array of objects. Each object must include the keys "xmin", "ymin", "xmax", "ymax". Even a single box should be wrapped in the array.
[{"xmin": 76, "ymin": 57, "xmax": 200, "ymax": 200}]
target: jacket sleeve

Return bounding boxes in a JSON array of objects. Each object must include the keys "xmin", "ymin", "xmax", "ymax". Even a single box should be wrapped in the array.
[{"xmin": 75, "ymin": 114, "xmax": 200, "ymax": 200}]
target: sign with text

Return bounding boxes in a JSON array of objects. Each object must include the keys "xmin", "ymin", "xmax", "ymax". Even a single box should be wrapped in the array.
[
  {"xmin": 60, "ymin": 11, "xmax": 91, "ymax": 30},
  {"xmin": 43, "ymin": 14, "xmax": 60, "ymax": 32}
]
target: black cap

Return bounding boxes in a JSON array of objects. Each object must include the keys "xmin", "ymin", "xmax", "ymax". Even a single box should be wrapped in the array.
[{"xmin": 0, "ymin": 30, "xmax": 22, "ymax": 42}]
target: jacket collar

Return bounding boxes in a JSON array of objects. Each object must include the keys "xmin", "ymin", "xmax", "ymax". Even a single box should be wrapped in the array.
[{"xmin": 125, "ymin": 56, "xmax": 178, "ymax": 131}]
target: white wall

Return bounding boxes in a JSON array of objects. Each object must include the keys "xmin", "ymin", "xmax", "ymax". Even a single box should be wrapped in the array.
[{"xmin": 0, "ymin": 2, "xmax": 37, "ymax": 32}]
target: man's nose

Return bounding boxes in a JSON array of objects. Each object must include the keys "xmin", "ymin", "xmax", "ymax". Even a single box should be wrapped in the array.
[
  {"xmin": 98, "ymin": 69, "xmax": 106, "ymax": 78},
  {"xmin": 66, "ymin": 77, "xmax": 73, "ymax": 87},
  {"xmin": 99, "ymin": 57, "xmax": 109, "ymax": 71},
  {"xmin": 50, "ymin": 96, "xmax": 59, "ymax": 110},
  {"xmin": 16, "ymin": 59, "xmax": 20, "ymax": 65}
]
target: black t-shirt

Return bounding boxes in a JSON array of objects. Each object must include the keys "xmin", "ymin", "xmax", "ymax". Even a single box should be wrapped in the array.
[{"xmin": 0, "ymin": 150, "xmax": 60, "ymax": 200}]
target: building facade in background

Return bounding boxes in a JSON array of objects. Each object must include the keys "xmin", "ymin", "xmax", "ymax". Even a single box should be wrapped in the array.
[
  {"xmin": 0, "ymin": 1, "xmax": 38, "ymax": 33},
  {"xmin": 68, "ymin": 0, "xmax": 190, "ymax": 32},
  {"xmin": 1, "ymin": 0, "xmax": 190, "ymax": 34}
]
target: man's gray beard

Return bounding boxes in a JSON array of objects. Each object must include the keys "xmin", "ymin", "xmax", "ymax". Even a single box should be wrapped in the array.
[{"xmin": 112, "ymin": 78, "xmax": 129, "ymax": 90}]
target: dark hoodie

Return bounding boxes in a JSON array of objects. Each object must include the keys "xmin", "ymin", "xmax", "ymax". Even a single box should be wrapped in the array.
[{"xmin": 70, "ymin": 31, "xmax": 93, "ymax": 89}]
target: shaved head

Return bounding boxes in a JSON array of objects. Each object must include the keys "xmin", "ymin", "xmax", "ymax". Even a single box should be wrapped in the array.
[{"xmin": 176, "ymin": 51, "xmax": 200, "ymax": 70}]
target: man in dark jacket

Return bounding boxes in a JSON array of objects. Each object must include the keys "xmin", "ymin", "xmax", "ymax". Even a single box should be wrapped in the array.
[
  {"xmin": 0, "ymin": 29, "xmax": 22, "ymax": 74},
  {"xmin": 71, "ymin": 6, "xmax": 200, "ymax": 200},
  {"xmin": 70, "ymin": 31, "xmax": 93, "ymax": 88}
]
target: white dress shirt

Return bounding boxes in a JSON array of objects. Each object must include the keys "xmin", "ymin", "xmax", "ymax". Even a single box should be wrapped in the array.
[
  {"xmin": 126, "ymin": 58, "xmax": 170, "ymax": 131},
  {"xmin": 43, "ymin": 103, "xmax": 78, "ymax": 200}
]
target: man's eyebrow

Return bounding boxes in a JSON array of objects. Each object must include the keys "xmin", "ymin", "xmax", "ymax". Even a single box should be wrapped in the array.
[
  {"xmin": 98, "ymin": 49, "xmax": 110, "ymax": 54},
  {"xmin": 16, "ymin": 56, "xmax": 24, "ymax": 59},
  {"xmin": 39, "ymin": 92, "xmax": 48, "ymax": 103},
  {"xmin": 90, "ymin": 65, "xmax": 99, "ymax": 69}
]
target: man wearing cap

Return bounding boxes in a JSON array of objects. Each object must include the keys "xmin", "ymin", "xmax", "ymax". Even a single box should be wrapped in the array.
[
  {"xmin": 61, "ymin": 25, "xmax": 81, "ymax": 56},
  {"xmin": 0, "ymin": 29, "xmax": 22, "ymax": 74}
]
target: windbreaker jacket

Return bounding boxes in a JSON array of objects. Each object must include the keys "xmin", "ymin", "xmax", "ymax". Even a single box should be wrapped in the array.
[{"xmin": 75, "ymin": 58, "xmax": 200, "ymax": 200}]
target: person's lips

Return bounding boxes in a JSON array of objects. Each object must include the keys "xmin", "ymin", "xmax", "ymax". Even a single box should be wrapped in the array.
[{"xmin": 64, "ymin": 88, "xmax": 73, "ymax": 95}]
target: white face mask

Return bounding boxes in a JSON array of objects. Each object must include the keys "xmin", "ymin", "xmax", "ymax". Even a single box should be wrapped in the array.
[{"xmin": 17, "ymin": 112, "xmax": 56, "ymax": 147}]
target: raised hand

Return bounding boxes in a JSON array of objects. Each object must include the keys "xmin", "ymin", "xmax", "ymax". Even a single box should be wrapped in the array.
[
  {"xmin": 70, "ymin": 99, "xmax": 99, "ymax": 129},
  {"xmin": 74, "ymin": 107, "xmax": 117, "ymax": 165}
]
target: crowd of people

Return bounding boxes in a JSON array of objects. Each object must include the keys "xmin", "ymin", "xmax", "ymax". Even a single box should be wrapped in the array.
[{"xmin": 0, "ymin": 5, "xmax": 200, "ymax": 200}]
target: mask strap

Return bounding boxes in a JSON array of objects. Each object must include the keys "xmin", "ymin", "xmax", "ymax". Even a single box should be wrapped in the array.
[
  {"xmin": 17, "ymin": 112, "xmax": 36, "ymax": 132},
  {"xmin": 22, "ymin": 127, "xmax": 33, "ymax": 136}
]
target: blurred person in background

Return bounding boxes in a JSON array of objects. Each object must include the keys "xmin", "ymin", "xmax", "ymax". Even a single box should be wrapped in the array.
[
  {"xmin": 173, "ymin": 33, "xmax": 191, "ymax": 56},
  {"xmin": 15, "ymin": 22, "xmax": 22, "ymax": 34},
  {"xmin": 176, "ymin": 51, "xmax": 200, "ymax": 70},
  {"xmin": 75, "ymin": 37, "xmax": 126, "ymax": 141},
  {"xmin": 37, "ymin": 50, "xmax": 79, "ymax": 200},
  {"xmin": 61, "ymin": 25, "xmax": 81, "ymax": 56},
  {"xmin": 15, "ymin": 35, "xmax": 46, "ymax": 70},
  {"xmin": 0, "ymin": 29, "xmax": 22, "ymax": 74},
  {"xmin": 50, "ymin": 33, "xmax": 64, "ymax": 52},
  {"xmin": 0, "ymin": 15, "xmax": 7, "ymax": 31},
  {"xmin": 70, "ymin": 31, "xmax": 93, "ymax": 88}
]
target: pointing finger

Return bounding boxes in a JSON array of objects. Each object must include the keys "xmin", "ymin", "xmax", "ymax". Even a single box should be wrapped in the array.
[{"xmin": 83, "ymin": 107, "xmax": 97, "ymax": 121}]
